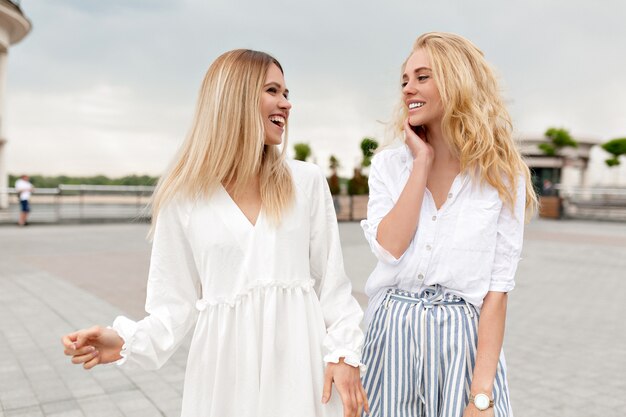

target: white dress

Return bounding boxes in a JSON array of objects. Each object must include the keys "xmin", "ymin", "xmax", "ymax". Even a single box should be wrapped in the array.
[{"xmin": 111, "ymin": 160, "xmax": 364, "ymax": 417}]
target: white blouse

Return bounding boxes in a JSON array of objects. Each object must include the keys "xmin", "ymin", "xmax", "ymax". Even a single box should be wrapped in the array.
[
  {"xmin": 111, "ymin": 160, "xmax": 364, "ymax": 417},
  {"xmin": 361, "ymin": 144, "xmax": 526, "ymax": 326}
]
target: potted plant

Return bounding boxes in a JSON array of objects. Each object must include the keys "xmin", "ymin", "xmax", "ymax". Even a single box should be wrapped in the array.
[
  {"xmin": 347, "ymin": 137, "xmax": 379, "ymax": 220},
  {"xmin": 537, "ymin": 127, "xmax": 578, "ymax": 219},
  {"xmin": 327, "ymin": 155, "xmax": 343, "ymax": 216},
  {"xmin": 328, "ymin": 155, "xmax": 341, "ymax": 196}
]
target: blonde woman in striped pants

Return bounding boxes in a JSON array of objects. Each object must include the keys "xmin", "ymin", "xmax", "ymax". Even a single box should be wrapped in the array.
[{"xmin": 360, "ymin": 33, "xmax": 537, "ymax": 417}]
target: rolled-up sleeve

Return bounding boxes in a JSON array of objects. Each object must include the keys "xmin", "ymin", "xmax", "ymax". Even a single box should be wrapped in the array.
[
  {"xmin": 111, "ymin": 200, "xmax": 201, "ymax": 370},
  {"xmin": 489, "ymin": 176, "xmax": 526, "ymax": 292},
  {"xmin": 309, "ymin": 167, "xmax": 365, "ymax": 371},
  {"xmin": 360, "ymin": 155, "xmax": 407, "ymax": 265}
]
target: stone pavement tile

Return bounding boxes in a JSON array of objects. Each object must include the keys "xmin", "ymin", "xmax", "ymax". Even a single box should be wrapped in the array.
[
  {"xmin": 21, "ymin": 364, "xmax": 57, "ymax": 382},
  {"xmin": 0, "ymin": 388, "xmax": 39, "ymax": 411},
  {"xmin": 108, "ymin": 390, "xmax": 161, "ymax": 416},
  {"xmin": 53, "ymin": 365, "xmax": 105, "ymax": 399},
  {"xmin": 577, "ymin": 404, "xmax": 620, "ymax": 417},
  {"xmin": 154, "ymin": 360, "xmax": 186, "ymax": 394},
  {"xmin": 140, "ymin": 384, "xmax": 181, "ymax": 414},
  {"xmin": 159, "ymin": 369, "xmax": 185, "ymax": 386},
  {"xmin": 90, "ymin": 369, "xmax": 136, "ymax": 395},
  {"xmin": 75, "ymin": 395, "xmax": 123, "ymax": 417},
  {"xmin": 122, "ymin": 370, "xmax": 182, "ymax": 412},
  {"xmin": 4, "ymin": 407, "xmax": 44, "ymax": 417},
  {"xmin": 40, "ymin": 400, "xmax": 82, "ymax": 416},
  {"xmin": 29, "ymin": 379, "xmax": 73, "ymax": 405},
  {"xmin": 47, "ymin": 412, "xmax": 84, "ymax": 417},
  {"xmin": 596, "ymin": 393, "xmax": 626, "ymax": 409},
  {"xmin": 0, "ymin": 373, "xmax": 30, "ymax": 393},
  {"xmin": 62, "ymin": 379, "xmax": 105, "ymax": 399}
]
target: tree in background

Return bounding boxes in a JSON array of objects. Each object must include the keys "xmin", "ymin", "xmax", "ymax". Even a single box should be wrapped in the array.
[
  {"xmin": 328, "ymin": 155, "xmax": 341, "ymax": 195},
  {"xmin": 360, "ymin": 137, "xmax": 379, "ymax": 168},
  {"xmin": 538, "ymin": 127, "xmax": 578, "ymax": 156},
  {"xmin": 293, "ymin": 143, "xmax": 312, "ymax": 162},
  {"xmin": 348, "ymin": 137, "xmax": 379, "ymax": 195},
  {"xmin": 601, "ymin": 137, "xmax": 626, "ymax": 167},
  {"xmin": 9, "ymin": 174, "xmax": 159, "ymax": 188},
  {"xmin": 534, "ymin": 127, "xmax": 579, "ymax": 191}
]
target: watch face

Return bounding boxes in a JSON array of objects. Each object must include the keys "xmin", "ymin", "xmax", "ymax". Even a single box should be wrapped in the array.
[{"xmin": 474, "ymin": 394, "xmax": 490, "ymax": 411}]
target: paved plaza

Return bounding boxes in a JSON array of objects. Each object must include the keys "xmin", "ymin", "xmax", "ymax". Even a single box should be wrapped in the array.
[{"xmin": 1, "ymin": 219, "xmax": 625, "ymax": 417}]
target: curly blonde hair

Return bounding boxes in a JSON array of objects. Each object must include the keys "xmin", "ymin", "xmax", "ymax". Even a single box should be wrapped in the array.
[{"xmin": 391, "ymin": 32, "xmax": 537, "ymax": 220}]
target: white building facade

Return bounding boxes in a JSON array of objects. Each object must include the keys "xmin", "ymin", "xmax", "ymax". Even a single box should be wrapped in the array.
[
  {"xmin": 521, "ymin": 136, "xmax": 626, "ymax": 191},
  {"xmin": 0, "ymin": 0, "xmax": 30, "ymax": 209}
]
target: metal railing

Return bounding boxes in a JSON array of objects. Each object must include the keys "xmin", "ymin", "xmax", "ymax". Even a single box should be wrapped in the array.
[
  {"xmin": 558, "ymin": 186, "xmax": 626, "ymax": 221},
  {"xmin": 1, "ymin": 185, "xmax": 154, "ymax": 224},
  {"xmin": 1, "ymin": 185, "xmax": 370, "ymax": 224},
  {"xmin": 5, "ymin": 183, "xmax": 626, "ymax": 225}
]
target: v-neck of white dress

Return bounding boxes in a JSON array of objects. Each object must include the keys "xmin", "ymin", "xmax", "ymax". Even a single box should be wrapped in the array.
[{"xmin": 217, "ymin": 184, "xmax": 264, "ymax": 230}]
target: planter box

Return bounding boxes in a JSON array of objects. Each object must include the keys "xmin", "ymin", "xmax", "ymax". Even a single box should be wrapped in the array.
[
  {"xmin": 350, "ymin": 195, "xmax": 368, "ymax": 221},
  {"xmin": 539, "ymin": 196, "xmax": 561, "ymax": 219}
]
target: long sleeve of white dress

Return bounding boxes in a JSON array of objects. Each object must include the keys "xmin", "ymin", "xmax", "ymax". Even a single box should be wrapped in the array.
[
  {"xmin": 309, "ymin": 167, "xmax": 365, "ymax": 370},
  {"xmin": 111, "ymin": 200, "xmax": 201, "ymax": 370}
]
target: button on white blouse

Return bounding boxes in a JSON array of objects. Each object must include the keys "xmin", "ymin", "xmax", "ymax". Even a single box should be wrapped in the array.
[
  {"xmin": 361, "ymin": 144, "xmax": 526, "ymax": 326},
  {"xmin": 111, "ymin": 160, "xmax": 364, "ymax": 417}
]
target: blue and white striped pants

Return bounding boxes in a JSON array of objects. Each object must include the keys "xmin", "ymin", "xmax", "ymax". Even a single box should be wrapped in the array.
[{"xmin": 361, "ymin": 287, "xmax": 512, "ymax": 417}]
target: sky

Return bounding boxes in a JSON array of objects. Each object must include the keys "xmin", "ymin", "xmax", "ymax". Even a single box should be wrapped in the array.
[{"xmin": 4, "ymin": 0, "xmax": 626, "ymax": 181}]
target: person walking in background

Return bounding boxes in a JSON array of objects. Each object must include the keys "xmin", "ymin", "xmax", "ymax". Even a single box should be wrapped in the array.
[
  {"xmin": 15, "ymin": 174, "xmax": 33, "ymax": 226},
  {"xmin": 360, "ymin": 32, "xmax": 537, "ymax": 416},
  {"xmin": 61, "ymin": 49, "xmax": 368, "ymax": 417},
  {"xmin": 542, "ymin": 178, "xmax": 555, "ymax": 196}
]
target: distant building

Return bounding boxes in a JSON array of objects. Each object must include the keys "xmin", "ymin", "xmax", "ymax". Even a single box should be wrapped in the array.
[
  {"xmin": 519, "ymin": 136, "xmax": 616, "ymax": 193},
  {"xmin": 0, "ymin": 0, "xmax": 30, "ymax": 209}
]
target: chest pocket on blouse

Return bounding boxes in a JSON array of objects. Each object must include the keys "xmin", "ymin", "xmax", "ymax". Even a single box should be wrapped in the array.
[{"xmin": 452, "ymin": 199, "xmax": 500, "ymax": 252}]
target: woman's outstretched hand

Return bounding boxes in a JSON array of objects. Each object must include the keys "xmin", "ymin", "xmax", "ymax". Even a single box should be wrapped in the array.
[
  {"xmin": 61, "ymin": 326, "xmax": 124, "ymax": 369},
  {"xmin": 404, "ymin": 119, "xmax": 434, "ymax": 166},
  {"xmin": 322, "ymin": 358, "xmax": 369, "ymax": 417}
]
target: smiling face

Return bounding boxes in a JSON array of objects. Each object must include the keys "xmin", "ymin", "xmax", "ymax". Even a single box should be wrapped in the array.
[
  {"xmin": 402, "ymin": 48, "xmax": 443, "ymax": 130},
  {"xmin": 260, "ymin": 63, "xmax": 291, "ymax": 146}
]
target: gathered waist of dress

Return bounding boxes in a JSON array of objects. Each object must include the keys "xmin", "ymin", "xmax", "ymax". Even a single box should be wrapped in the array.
[{"xmin": 195, "ymin": 278, "xmax": 316, "ymax": 311}]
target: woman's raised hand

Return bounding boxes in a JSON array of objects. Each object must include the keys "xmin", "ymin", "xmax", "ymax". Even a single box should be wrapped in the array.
[
  {"xmin": 61, "ymin": 325, "xmax": 124, "ymax": 369},
  {"xmin": 404, "ymin": 119, "xmax": 434, "ymax": 167}
]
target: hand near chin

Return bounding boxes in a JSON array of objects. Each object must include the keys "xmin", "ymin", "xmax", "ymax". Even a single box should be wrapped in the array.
[{"xmin": 404, "ymin": 119, "xmax": 434, "ymax": 167}]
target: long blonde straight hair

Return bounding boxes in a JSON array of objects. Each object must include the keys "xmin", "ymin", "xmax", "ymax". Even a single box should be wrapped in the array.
[
  {"xmin": 150, "ymin": 49, "xmax": 294, "ymax": 230},
  {"xmin": 391, "ymin": 32, "xmax": 537, "ymax": 219}
]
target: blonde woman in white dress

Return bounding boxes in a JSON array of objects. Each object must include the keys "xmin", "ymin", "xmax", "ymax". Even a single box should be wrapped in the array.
[{"xmin": 61, "ymin": 49, "xmax": 368, "ymax": 417}]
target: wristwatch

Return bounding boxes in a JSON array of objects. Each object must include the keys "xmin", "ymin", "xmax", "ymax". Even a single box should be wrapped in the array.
[{"xmin": 469, "ymin": 393, "xmax": 494, "ymax": 411}]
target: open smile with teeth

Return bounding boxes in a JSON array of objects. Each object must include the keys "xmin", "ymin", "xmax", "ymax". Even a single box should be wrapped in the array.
[
  {"xmin": 269, "ymin": 115, "xmax": 286, "ymax": 128},
  {"xmin": 408, "ymin": 102, "xmax": 425, "ymax": 110}
]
